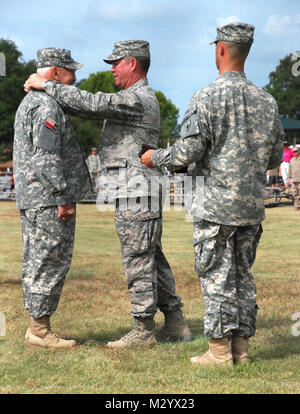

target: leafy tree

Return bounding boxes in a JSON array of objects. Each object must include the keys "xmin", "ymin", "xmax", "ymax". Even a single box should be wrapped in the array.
[
  {"xmin": 0, "ymin": 39, "xmax": 36, "ymax": 161},
  {"xmin": 264, "ymin": 54, "xmax": 300, "ymax": 119},
  {"xmin": 78, "ymin": 71, "xmax": 120, "ymax": 94},
  {"xmin": 0, "ymin": 38, "xmax": 180, "ymax": 162},
  {"xmin": 155, "ymin": 90, "xmax": 179, "ymax": 147}
]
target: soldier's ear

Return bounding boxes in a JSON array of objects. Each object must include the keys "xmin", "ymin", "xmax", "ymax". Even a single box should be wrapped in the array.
[
  {"xmin": 129, "ymin": 57, "xmax": 138, "ymax": 72},
  {"xmin": 217, "ymin": 43, "xmax": 226, "ymax": 57},
  {"xmin": 52, "ymin": 67, "xmax": 60, "ymax": 82}
]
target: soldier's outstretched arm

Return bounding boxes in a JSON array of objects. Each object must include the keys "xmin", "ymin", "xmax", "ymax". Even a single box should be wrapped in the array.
[
  {"xmin": 151, "ymin": 133, "xmax": 207, "ymax": 172},
  {"xmin": 143, "ymin": 106, "xmax": 207, "ymax": 172},
  {"xmin": 25, "ymin": 74, "xmax": 143, "ymax": 121}
]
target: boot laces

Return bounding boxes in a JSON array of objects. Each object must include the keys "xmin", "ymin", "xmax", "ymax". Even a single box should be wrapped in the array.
[{"xmin": 118, "ymin": 327, "xmax": 141, "ymax": 344}]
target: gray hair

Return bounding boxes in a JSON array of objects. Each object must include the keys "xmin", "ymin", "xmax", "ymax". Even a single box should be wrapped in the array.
[{"xmin": 37, "ymin": 67, "xmax": 52, "ymax": 75}]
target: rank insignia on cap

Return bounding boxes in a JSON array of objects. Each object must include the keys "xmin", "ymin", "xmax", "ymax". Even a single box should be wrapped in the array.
[{"xmin": 44, "ymin": 118, "xmax": 58, "ymax": 132}]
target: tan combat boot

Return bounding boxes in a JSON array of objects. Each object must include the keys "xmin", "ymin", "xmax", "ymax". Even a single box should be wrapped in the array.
[
  {"xmin": 156, "ymin": 309, "xmax": 192, "ymax": 342},
  {"xmin": 25, "ymin": 316, "xmax": 77, "ymax": 350},
  {"xmin": 190, "ymin": 337, "xmax": 233, "ymax": 366},
  {"xmin": 232, "ymin": 336, "xmax": 249, "ymax": 364},
  {"xmin": 107, "ymin": 317, "xmax": 156, "ymax": 349}
]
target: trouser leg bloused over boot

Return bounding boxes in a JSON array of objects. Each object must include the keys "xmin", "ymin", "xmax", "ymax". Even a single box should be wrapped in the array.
[
  {"xmin": 20, "ymin": 206, "xmax": 76, "ymax": 319},
  {"xmin": 190, "ymin": 220, "xmax": 261, "ymax": 363},
  {"xmin": 115, "ymin": 205, "xmax": 183, "ymax": 320},
  {"xmin": 25, "ymin": 316, "xmax": 77, "ymax": 350},
  {"xmin": 108, "ymin": 201, "xmax": 190, "ymax": 347},
  {"xmin": 193, "ymin": 220, "xmax": 261, "ymax": 339}
]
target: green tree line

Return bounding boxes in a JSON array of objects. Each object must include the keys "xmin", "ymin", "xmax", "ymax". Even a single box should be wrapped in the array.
[
  {"xmin": 1, "ymin": 39, "xmax": 299, "ymax": 163},
  {"xmin": 264, "ymin": 53, "xmax": 300, "ymax": 120},
  {"xmin": 0, "ymin": 39, "xmax": 179, "ymax": 162},
  {"xmin": 0, "ymin": 39, "xmax": 36, "ymax": 162}
]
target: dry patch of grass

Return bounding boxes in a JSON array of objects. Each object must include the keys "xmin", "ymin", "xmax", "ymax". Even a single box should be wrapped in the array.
[{"xmin": 1, "ymin": 201, "xmax": 300, "ymax": 394}]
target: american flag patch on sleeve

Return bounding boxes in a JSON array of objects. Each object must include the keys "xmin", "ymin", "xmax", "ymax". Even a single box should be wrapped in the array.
[{"xmin": 44, "ymin": 118, "xmax": 58, "ymax": 132}]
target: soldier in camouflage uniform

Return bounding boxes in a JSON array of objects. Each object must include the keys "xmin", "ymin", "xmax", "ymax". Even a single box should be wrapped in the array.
[
  {"xmin": 14, "ymin": 48, "xmax": 92, "ymax": 350},
  {"xmin": 288, "ymin": 146, "xmax": 300, "ymax": 209},
  {"xmin": 86, "ymin": 147, "xmax": 101, "ymax": 193},
  {"xmin": 142, "ymin": 23, "xmax": 284, "ymax": 365},
  {"xmin": 26, "ymin": 40, "xmax": 191, "ymax": 348}
]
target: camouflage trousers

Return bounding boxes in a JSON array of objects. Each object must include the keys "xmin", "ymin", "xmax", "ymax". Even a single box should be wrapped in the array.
[
  {"xmin": 193, "ymin": 219, "xmax": 262, "ymax": 338},
  {"xmin": 20, "ymin": 206, "xmax": 76, "ymax": 319},
  {"xmin": 90, "ymin": 172, "xmax": 98, "ymax": 192},
  {"xmin": 115, "ymin": 201, "xmax": 183, "ymax": 319}
]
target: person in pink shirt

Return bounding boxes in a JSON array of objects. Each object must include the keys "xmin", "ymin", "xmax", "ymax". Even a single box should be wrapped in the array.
[{"xmin": 281, "ymin": 141, "xmax": 294, "ymax": 192}]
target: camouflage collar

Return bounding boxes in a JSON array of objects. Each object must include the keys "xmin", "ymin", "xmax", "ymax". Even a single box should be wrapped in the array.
[
  {"xmin": 218, "ymin": 71, "xmax": 246, "ymax": 79},
  {"xmin": 128, "ymin": 78, "xmax": 148, "ymax": 90}
]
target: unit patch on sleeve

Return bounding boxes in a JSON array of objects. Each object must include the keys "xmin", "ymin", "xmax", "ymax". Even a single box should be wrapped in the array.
[
  {"xmin": 44, "ymin": 118, "xmax": 58, "ymax": 133},
  {"xmin": 36, "ymin": 117, "xmax": 59, "ymax": 153},
  {"xmin": 180, "ymin": 106, "xmax": 200, "ymax": 140}
]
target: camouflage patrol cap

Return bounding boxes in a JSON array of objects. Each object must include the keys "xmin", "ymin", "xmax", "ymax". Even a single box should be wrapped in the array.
[
  {"xmin": 210, "ymin": 22, "xmax": 255, "ymax": 45},
  {"xmin": 103, "ymin": 40, "xmax": 150, "ymax": 63},
  {"xmin": 36, "ymin": 48, "xmax": 83, "ymax": 70}
]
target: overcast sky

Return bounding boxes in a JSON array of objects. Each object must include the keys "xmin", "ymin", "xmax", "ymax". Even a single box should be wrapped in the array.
[{"xmin": 1, "ymin": 0, "xmax": 300, "ymax": 119}]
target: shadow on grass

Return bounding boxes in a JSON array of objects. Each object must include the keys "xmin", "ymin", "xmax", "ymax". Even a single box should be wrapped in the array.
[
  {"xmin": 75, "ymin": 327, "xmax": 135, "ymax": 345},
  {"xmin": 0, "ymin": 278, "xmax": 22, "ymax": 285},
  {"xmin": 256, "ymin": 315, "xmax": 291, "ymax": 329},
  {"xmin": 253, "ymin": 314, "xmax": 300, "ymax": 360},
  {"xmin": 68, "ymin": 271, "xmax": 95, "ymax": 281},
  {"xmin": 186, "ymin": 318, "xmax": 204, "ymax": 339},
  {"xmin": 253, "ymin": 336, "xmax": 300, "ymax": 360},
  {"xmin": 75, "ymin": 317, "xmax": 205, "ymax": 346}
]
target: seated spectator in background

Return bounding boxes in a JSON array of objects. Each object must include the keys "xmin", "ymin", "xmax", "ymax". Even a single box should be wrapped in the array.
[
  {"xmin": 288, "ymin": 146, "xmax": 300, "ymax": 210},
  {"xmin": 281, "ymin": 141, "xmax": 294, "ymax": 193}
]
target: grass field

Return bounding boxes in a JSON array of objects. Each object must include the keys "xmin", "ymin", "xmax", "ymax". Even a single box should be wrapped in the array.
[{"xmin": 0, "ymin": 200, "xmax": 300, "ymax": 394}]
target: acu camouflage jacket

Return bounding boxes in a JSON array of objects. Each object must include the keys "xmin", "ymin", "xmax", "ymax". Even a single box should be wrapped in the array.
[
  {"xmin": 13, "ymin": 90, "xmax": 92, "ymax": 209},
  {"xmin": 153, "ymin": 71, "xmax": 284, "ymax": 226},
  {"xmin": 43, "ymin": 78, "xmax": 161, "ymax": 200}
]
